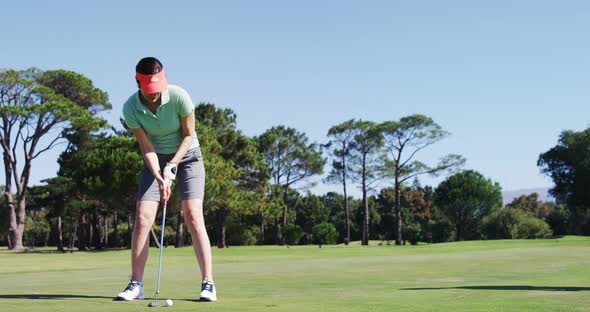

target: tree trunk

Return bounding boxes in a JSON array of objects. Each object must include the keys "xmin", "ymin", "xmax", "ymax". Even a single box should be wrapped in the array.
[
  {"xmin": 343, "ymin": 184, "xmax": 350, "ymax": 246},
  {"xmin": 79, "ymin": 214, "xmax": 88, "ymax": 250},
  {"xmin": 3, "ymin": 153, "xmax": 16, "ymax": 250},
  {"xmin": 281, "ymin": 186, "xmax": 289, "ymax": 245},
  {"xmin": 44, "ymin": 227, "xmax": 50, "ymax": 247},
  {"xmin": 150, "ymin": 229, "xmax": 161, "ymax": 248},
  {"xmin": 103, "ymin": 216, "xmax": 108, "ymax": 247},
  {"xmin": 274, "ymin": 220, "xmax": 280, "ymax": 245},
  {"xmin": 362, "ymin": 187, "xmax": 369, "ymax": 246},
  {"xmin": 93, "ymin": 213, "xmax": 102, "ymax": 249},
  {"xmin": 175, "ymin": 208, "xmax": 184, "ymax": 248},
  {"xmin": 112, "ymin": 213, "xmax": 119, "ymax": 248},
  {"xmin": 4, "ymin": 190, "xmax": 19, "ymax": 250},
  {"xmin": 88, "ymin": 215, "xmax": 94, "ymax": 250},
  {"xmin": 395, "ymin": 179, "xmax": 402, "ymax": 245},
  {"xmin": 342, "ymin": 149, "xmax": 350, "ymax": 245},
  {"xmin": 217, "ymin": 210, "xmax": 227, "ymax": 248},
  {"xmin": 260, "ymin": 211, "xmax": 265, "ymax": 244},
  {"xmin": 127, "ymin": 214, "xmax": 132, "ymax": 248},
  {"xmin": 9, "ymin": 194, "xmax": 26, "ymax": 250},
  {"xmin": 57, "ymin": 216, "xmax": 64, "ymax": 252},
  {"xmin": 70, "ymin": 218, "xmax": 78, "ymax": 250}
]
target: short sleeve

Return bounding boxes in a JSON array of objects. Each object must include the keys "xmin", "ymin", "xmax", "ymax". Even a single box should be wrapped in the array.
[
  {"xmin": 122, "ymin": 102, "xmax": 141, "ymax": 129},
  {"xmin": 176, "ymin": 87, "xmax": 195, "ymax": 117}
]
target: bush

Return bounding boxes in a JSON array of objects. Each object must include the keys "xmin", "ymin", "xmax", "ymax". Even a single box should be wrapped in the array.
[
  {"xmin": 24, "ymin": 214, "xmax": 50, "ymax": 248},
  {"xmin": 312, "ymin": 222, "xmax": 338, "ymax": 247},
  {"xmin": 402, "ymin": 222, "xmax": 422, "ymax": 245},
  {"xmin": 226, "ymin": 224, "xmax": 259, "ymax": 246},
  {"xmin": 241, "ymin": 226, "xmax": 260, "ymax": 246},
  {"xmin": 510, "ymin": 216, "xmax": 552, "ymax": 239},
  {"xmin": 108, "ymin": 223, "xmax": 131, "ymax": 248},
  {"xmin": 284, "ymin": 224, "xmax": 305, "ymax": 245},
  {"xmin": 426, "ymin": 217, "xmax": 455, "ymax": 243},
  {"xmin": 481, "ymin": 209, "xmax": 552, "ymax": 239}
]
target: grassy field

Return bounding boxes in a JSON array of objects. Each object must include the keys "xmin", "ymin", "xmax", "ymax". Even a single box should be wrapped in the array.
[{"xmin": 0, "ymin": 237, "xmax": 589, "ymax": 311}]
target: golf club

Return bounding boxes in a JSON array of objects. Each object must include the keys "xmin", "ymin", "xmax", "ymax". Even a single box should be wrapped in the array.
[{"xmin": 148, "ymin": 196, "xmax": 169, "ymax": 308}]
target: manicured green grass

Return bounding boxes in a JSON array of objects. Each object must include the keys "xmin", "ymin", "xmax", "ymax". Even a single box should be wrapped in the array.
[{"xmin": 1, "ymin": 237, "xmax": 589, "ymax": 311}]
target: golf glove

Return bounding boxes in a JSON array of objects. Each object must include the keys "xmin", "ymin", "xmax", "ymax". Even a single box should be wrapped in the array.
[{"xmin": 163, "ymin": 162, "xmax": 177, "ymax": 186}]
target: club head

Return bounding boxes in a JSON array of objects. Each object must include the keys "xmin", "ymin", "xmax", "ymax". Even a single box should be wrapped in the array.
[{"xmin": 148, "ymin": 301, "xmax": 159, "ymax": 307}]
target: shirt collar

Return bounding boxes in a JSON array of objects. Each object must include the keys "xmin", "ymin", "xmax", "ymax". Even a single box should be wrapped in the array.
[{"xmin": 135, "ymin": 88, "xmax": 170, "ymax": 112}]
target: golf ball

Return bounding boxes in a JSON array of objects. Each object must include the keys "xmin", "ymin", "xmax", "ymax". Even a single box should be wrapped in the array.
[{"xmin": 164, "ymin": 299, "xmax": 173, "ymax": 307}]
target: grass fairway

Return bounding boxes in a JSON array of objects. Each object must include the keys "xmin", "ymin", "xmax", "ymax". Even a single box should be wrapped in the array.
[{"xmin": 0, "ymin": 237, "xmax": 589, "ymax": 312}]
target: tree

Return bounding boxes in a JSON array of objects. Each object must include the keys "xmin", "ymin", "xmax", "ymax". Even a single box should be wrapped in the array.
[
  {"xmin": 195, "ymin": 103, "xmax": 270, "ymax": 248},
  {"xmin": 29, "ymin": 176, "xmax": 75, "ymax": 251},
  {"xmin": 434, "ymin": 170, "xmax": 502, "ymax": 241},
  {"xmin": 0, "ymin": 69, "xmax": 109, "ymax": 250},
  {"xmin": 324, "ymin": 119, "xmax": 356, "ymax": 245},
  {"xmin": 376, "ymin": 184, "xmax": 433, "ymax": 244},
  {"xmin": 380, "ymin": 114, "xmax": 465, "ymax": 245},
  {"xmin": 481, "ymin": 209, "xmax": 552, "ymax": 240},
  {"xmin": 347, "ymin": 120, "xmax": 384, "ymax": 245},
  {"xmin": 312, "ymin": 222, "xmax": 338, "ymax": 247},
  {"xmin": 59, "ymin": 134, "xmax": 142, "ymax": 248},
  {"xmin": 538, "ymin": 128, "xmax": 590, "ymax": 234},
  {"xmin": 505, "ymin": 193, "xmax": 552, "ymax": 220},
  {"xmin": 256, "ymin": 125, "xmax": 325, "ymax": 245}
]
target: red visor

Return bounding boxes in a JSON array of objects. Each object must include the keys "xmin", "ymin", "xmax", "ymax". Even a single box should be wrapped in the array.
[{"xmin": 136, "ymin": 70, "xmax": 168, "ymax": 94}]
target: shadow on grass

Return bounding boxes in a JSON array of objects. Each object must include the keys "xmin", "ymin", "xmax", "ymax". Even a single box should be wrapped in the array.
[
  {"xmin": 0, "ymin": 294, "xmax": 115, "ymax": 300},
  {"xmin": 0, "ymin": 294, "xmax": 200, "ymax": 302},
  {"xmin": 0, "ymin": 248, "xmax": 129, "ymax": 254},
  {"xmin": 400, "ymin": 285, "xmax": 590, "ymax": 292}
]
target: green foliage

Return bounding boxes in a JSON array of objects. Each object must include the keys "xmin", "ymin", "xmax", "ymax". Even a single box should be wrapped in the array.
[
  {"xmin": 346, "ymin": 120, "xmax": 384, "ymax": 189},
  {"xmin": 63, "ymin": 135, "xmax": 142, "ymax": 199},
  {"xmin": 402, "ymin": 222, "xmax": 422, "ymax": 245},
  {"xmin": 195, "ymin": 103, "xmax": 271, "ymax": 247},
  {"xmin": 257, "ymin": 125, "xmax": 325, "ymax": 188},
  {"xmin": 256, "ymin": 125, "xmax": 325, "ymax": 244},
  {"xmin": 435, "ymin": 170, "xmax": 502, "ymax": 241},
  {"xmin": 284, "ymin": 224, "xmax": 305, "ymax": 245},
  {"xmin": 427, "ymin": 219, "xmax": 455, "ymax": 243},
  {"xmin": 511, "ymin": 216, "xmax": 553, "ymax": 239},
  {"xmin": 1, "ymin": 68, "xmax": 111, "ymax": 250},
  {"xmin": 108, "ymin": 223, "xmax": 131, "ymax": 248},
  {"xmin": 380, "ymin": 115, "xmax": 464, "ymax": 183},
  {"xmin": 312, "ymin": 222, "xmax": 338, "ymax": 246},
  {"xmin": 379, "ymin": 114, "xmax": 465, "ymax": 245},
  {"xmin": 538, "ymin": 128, "xmax": 590, "ymax": 234},
  {"xmin": 324, "ymin": 119, "xmax": 356, "ymax": 186},
  {"xmin": 24, "ymin": 212, "xmax": 50, "ymax": 248},
  {"xmin": 505, "ymin": 193, "xmax": 552, "ymax": 220},
  {"xmin": 481, "ymin": 209, "xmax": 553, "ymax": 239},
  {"xmin": 546, "ymin": 203, "xmax": 570, "ymax": 236}
]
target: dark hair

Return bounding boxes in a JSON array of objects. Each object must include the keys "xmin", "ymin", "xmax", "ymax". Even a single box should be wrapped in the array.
[{"xmin": 136, "ymin": 57, "xmax": 163, "ymax": 74}]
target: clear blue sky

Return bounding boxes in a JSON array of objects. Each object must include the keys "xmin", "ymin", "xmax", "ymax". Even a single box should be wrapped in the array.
[{"xmin": 1, "ymin": 0, "xmax": 588, "ymax": 196}]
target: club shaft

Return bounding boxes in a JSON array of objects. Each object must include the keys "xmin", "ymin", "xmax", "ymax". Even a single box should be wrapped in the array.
[{"xmin": 155, "ymin": 200, "xmax": 168, "ymax": 297}]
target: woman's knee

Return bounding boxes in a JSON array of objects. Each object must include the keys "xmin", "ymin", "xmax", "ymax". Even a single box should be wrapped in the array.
[{"xmin": 135, "ymin": 202, "xmax": 158, "ymax": 231}]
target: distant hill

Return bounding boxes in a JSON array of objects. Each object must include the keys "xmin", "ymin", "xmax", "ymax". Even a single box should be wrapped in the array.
[{"xmin": 502, "ymin": 187, "xmax": 553, "ymax": 205}]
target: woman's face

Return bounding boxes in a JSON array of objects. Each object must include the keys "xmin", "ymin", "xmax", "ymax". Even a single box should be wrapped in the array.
[{"xmin": 140, "ymin": 89, "xmax": 161, "ymax": 104}]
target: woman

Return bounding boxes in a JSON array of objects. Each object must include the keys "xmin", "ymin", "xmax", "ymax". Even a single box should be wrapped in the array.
[{"xmin": 116, "ymin": 57, "xmax": 216, "ymax": 302}]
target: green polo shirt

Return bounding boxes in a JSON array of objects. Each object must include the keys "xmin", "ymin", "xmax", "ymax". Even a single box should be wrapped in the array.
[{"xmin": 122, "ymin": 85, "xmax": 199, "ymax": 154}]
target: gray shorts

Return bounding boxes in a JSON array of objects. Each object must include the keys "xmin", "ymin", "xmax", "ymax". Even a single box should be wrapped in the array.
[{"xmin": 137, "ymin": 147, "xmax": 206, "ymax": 201}]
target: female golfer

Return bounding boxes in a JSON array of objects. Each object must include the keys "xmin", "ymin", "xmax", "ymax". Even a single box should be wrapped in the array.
[{"xmin": 116, "ymin": 57, "xmax": 216, "ymax": 302}]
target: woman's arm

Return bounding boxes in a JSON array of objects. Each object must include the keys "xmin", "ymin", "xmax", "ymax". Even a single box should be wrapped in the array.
[
  {"xmin": 130, "ymin": 127, "xmax": 169, "ymax": 199},
  {"xmin": 169, "ymin": 111, "xmax": 197, "ymax": 164}
]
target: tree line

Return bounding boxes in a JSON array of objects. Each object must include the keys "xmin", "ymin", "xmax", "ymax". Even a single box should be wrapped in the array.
[{"xmin": 1, "ymin": 68, "xmax": 588, "ymax": 251}]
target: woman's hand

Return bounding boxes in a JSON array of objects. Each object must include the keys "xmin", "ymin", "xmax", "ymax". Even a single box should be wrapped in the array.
[{"xmin": 157, "ymin": 176, "xmax": 171, "ymax": 203}]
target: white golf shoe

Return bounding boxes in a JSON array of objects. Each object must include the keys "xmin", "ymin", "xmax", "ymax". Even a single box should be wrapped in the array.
[
  {"xmin": 116, "ymin": 281, "xmax": 145, "ymax": 301},
  {"xmin": 199, "ymin": 280, "xmax": 217, "ymax": 302}
]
